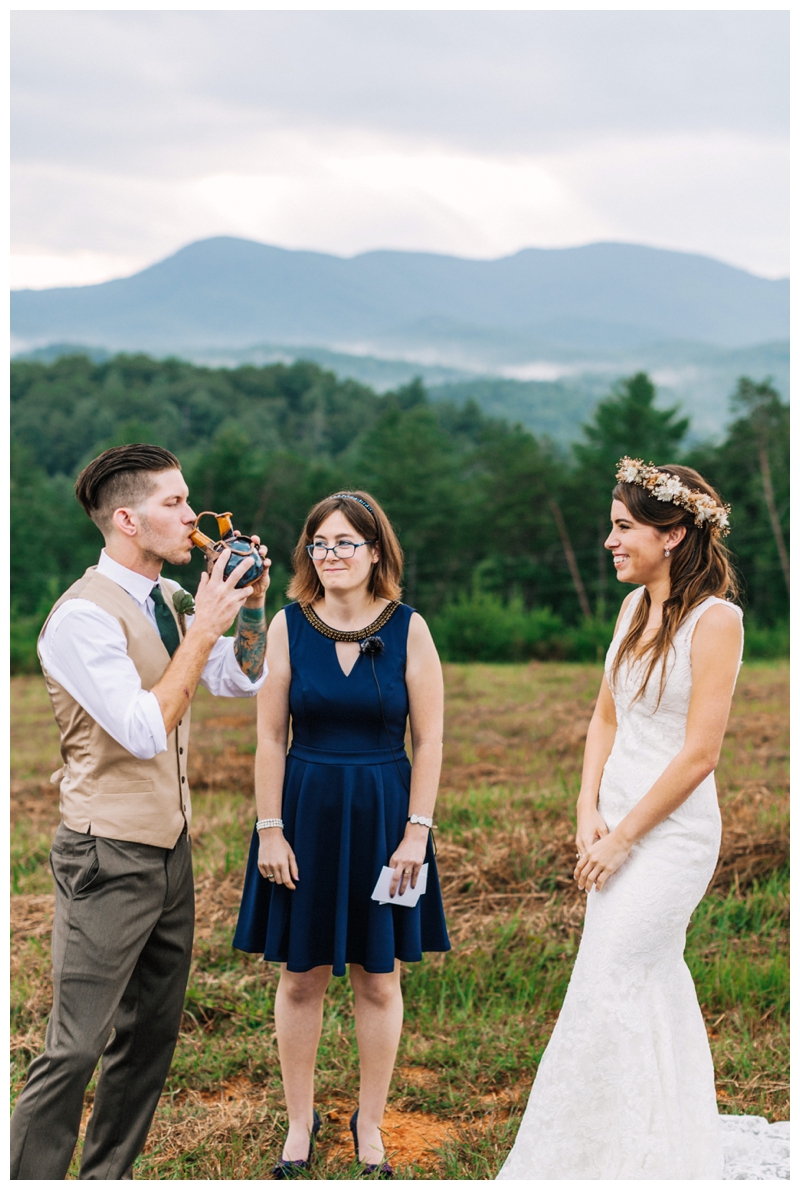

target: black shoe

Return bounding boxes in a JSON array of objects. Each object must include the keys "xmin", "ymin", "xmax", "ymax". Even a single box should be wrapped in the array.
[
  {"xmin": 349, "ymin": 1109, "xmax": 395, "ymax": 1179},
  {"xmin": 272, "ymin": 1110, "xmax": 321, "ymax": 1179}
]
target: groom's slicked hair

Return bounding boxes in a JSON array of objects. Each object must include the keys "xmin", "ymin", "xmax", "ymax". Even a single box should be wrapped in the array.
[{"xmin": 75, "ymin": 443, "xmax": 182, "ymax": 535}]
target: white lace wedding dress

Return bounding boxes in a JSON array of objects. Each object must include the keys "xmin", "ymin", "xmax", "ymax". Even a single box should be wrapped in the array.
[{"xmin": 498, "ymin": 590, "xmax": 788, "ymax": 1180}]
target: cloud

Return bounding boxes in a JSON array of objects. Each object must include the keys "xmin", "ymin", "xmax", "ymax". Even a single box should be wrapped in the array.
[{"xmin": 11, "ymin": 10, "xmax": 789, "ymax": 286}]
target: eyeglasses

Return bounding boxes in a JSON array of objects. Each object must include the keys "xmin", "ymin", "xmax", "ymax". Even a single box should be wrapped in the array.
[{"xmin": 306, "ymin": 539, "xmax": 377, "ymax": 561}]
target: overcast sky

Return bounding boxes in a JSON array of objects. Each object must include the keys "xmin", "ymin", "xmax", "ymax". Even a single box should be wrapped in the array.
[{"xmin": 11, "ymin": 9, "xmax": 789, "ymax": 289}]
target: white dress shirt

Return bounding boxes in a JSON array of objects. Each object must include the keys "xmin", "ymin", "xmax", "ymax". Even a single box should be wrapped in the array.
[{"xmin": 38, "ymin": 550, "xmax": 266, "ymax": 760}]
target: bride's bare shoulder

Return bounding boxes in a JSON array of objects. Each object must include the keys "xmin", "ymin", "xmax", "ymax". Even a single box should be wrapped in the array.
[
  {"xmin": 692, "ymin": 600, "xmax": 743, "ymax": 641},
  {"xmin": 690, "ymin": 603, "xmax": 743, "ymax": 677}
]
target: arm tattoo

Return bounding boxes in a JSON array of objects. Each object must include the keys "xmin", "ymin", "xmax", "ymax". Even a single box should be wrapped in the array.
[{"xmin": 235, "ymin": 606, "xmax": 267, "ymax": 680}]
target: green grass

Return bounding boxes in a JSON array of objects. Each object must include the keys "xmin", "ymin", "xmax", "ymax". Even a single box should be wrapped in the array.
[{"xmin": 10, "ymin": 664, "xmax": 789, "ymax": 1178}]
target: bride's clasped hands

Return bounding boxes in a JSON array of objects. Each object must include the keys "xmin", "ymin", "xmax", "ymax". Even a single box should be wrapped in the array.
[{"xmin": 573, "ymin": 825, "xmax": 631, "ymax": 893}]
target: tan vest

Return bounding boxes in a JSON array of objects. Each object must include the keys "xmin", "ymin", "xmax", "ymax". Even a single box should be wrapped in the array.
[{"xmin": 38, "ymin": 568, "xmax": 192, "ymax": 848}]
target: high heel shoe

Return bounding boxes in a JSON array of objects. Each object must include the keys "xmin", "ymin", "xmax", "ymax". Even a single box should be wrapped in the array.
[
  {"xmin": 271, "ymin": 1109, "xmax": 321, "ymax": 1179},
  {"xmin": 349, "ymin": 1109, "xmax": 395, "ymax": 1179}
]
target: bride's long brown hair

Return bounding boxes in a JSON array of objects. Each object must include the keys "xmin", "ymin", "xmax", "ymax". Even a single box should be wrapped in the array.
[{"xmin": 610, "ymin": 464, "xmax": 739, "ymax": 704}]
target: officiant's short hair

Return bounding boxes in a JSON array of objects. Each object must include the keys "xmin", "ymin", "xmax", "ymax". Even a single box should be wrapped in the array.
[{"xmin": 288, "ymin": 490, "xmax": 403, "ymax": 605}]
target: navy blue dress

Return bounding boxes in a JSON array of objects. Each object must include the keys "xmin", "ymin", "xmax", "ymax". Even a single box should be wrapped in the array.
[{"xmin": 233, "ymin": 601, "xmax": 450, "ymax": 976}]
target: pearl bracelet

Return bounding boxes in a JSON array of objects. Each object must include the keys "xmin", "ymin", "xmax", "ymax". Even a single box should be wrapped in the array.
[
  {"xmin": 256, "ymin": 817, "xmax": 284, "ymax": 831},
  {"xmin": 408, "ymin": 814, "xmax": 434, "ymax": 828}
]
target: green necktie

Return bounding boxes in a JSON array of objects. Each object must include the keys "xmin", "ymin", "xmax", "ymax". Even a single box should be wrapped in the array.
[{"xmin": 150, "ymin": 584, "xmax": 181, "ymax": 657}]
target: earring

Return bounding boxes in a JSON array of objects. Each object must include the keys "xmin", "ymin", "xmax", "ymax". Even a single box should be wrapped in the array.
[{"xmin": 664, "ymin": 548, "xmax": 671, "ymax": 558}]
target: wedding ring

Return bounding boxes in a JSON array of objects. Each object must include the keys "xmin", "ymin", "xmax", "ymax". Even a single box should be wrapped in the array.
[{"xmin": 267, "ymin": 873, "xmax": 275, "ymax": 882}]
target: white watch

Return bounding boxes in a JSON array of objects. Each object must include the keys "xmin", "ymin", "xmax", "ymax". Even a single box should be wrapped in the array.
[{"xmin": 408, "ymin": 814, "xmax": 434, "ymax": 828}]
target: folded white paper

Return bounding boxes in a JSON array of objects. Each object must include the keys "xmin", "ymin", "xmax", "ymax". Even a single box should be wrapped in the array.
[{"xmin": 371, "ymin": 863, "xmax": 428, "ymax": 907}]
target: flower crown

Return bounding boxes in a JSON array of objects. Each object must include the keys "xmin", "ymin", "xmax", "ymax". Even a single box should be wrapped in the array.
[{"xmin": 615, "ymin": 457, "xmax": 731, "ymax": 537}]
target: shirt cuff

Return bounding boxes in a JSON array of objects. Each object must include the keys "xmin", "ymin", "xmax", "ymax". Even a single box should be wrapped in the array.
[
  {"xmin": 201, "ymin": 635, "xmax": 268, "ymax": 696},
  {"xmin": 139, "ymin": 690, "xmax": 169, "ymax": 754}
]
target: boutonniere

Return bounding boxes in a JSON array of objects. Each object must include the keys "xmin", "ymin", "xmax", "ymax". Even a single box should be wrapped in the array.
[{"xmin": 173, "ymin": 590, "xmax": 195, "ymax": 635}]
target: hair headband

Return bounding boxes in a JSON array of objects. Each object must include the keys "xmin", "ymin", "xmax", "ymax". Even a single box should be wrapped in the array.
[{"xmin": 332, "ymin": 492, "xmax": 375, "ymax": 516}]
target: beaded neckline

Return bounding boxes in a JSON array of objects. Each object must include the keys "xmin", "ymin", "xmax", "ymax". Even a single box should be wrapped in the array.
[{"xmin": 300, "ymin": 600, "xmax": 401, "ymax": 642}]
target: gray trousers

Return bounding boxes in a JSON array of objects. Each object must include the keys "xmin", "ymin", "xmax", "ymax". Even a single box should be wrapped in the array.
[{"xmin": 10, "ymin": 823, "xmax": 194, "ymax": 1180}]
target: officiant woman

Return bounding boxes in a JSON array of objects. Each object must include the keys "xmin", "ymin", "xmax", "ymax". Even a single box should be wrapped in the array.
[{"xmin": 233, "ymin": 490, "xmax": 450, "ymax": 1178}]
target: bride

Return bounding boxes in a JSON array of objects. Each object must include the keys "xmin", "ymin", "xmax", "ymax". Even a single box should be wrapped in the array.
[{"xmin": 498, "ymin": 458, "xmax": 744, "ymax": 1180}]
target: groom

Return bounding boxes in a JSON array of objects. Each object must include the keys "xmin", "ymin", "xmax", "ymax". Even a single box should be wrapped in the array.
[{"xmin": 10, "ymin": 443, "xmax": 270, "ymax": 1179}]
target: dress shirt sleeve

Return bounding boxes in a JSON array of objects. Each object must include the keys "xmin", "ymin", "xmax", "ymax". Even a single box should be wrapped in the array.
[
  {"xmin": 40, "ymin": 601, "xmax": 168, "ymax": 759},
  {"xmin": 191, "ymin": 621, "xmax": 268, "ymax": 697}
]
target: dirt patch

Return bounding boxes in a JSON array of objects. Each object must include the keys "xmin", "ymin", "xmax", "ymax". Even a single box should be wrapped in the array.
[
  {"xmin": 144, "ymin": 1081, "xmax": 453, "ymax": 1176},
  {"xmin": 189, "ymin": 749, "xmax": 255, "ymax": 794},
  {"xmin": 11, "ymin": 893, "xmax": 55, "ymax": 940},
  {"xmin": 192, "ymin": 872, "xmax": 248, "ymax": 942},
  {"xmin": 396, "ymin": 1065, "xmax": 440, "ymax": 1090},
  {"xmin": 10, "ymin": 781, "xmax": 61, "ymax": 830},
  {"xmin": 321, "ymin": 1102, "xmax": 452, "ymax": 1173}
]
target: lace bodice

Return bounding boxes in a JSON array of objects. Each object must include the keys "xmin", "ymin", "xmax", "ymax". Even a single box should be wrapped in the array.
[{"xmin": 599, "ymin": 589, "xmax": 743, "ymax": 843}]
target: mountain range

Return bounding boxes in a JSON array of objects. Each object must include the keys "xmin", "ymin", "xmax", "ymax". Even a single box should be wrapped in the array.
[
  {"xmin": 11, "ymin": 237, "xmax": 788, "ymax": 366},
  {"xmin": 11, "ymin": 238, "xmax": 789, "ymax": 445}
]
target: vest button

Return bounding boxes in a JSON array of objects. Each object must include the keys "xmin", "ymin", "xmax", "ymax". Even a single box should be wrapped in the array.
[
  {"xmin": 181, "ymin": 775, "xmax": 186, "ymax": 783},
  {"xmin": 179, "ymin": 747, "xmax": 184, "ymax": 754}
]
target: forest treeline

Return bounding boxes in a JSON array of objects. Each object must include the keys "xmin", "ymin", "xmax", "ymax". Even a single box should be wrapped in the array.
[{"xmin": 11, "ymin": 353, "xmax": 789, "ymax": 670}]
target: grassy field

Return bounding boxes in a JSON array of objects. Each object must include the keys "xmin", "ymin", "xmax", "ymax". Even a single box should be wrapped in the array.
[{"xmin": 10, "ymin": 663, "xmax": 789, "ymax": 1179}]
